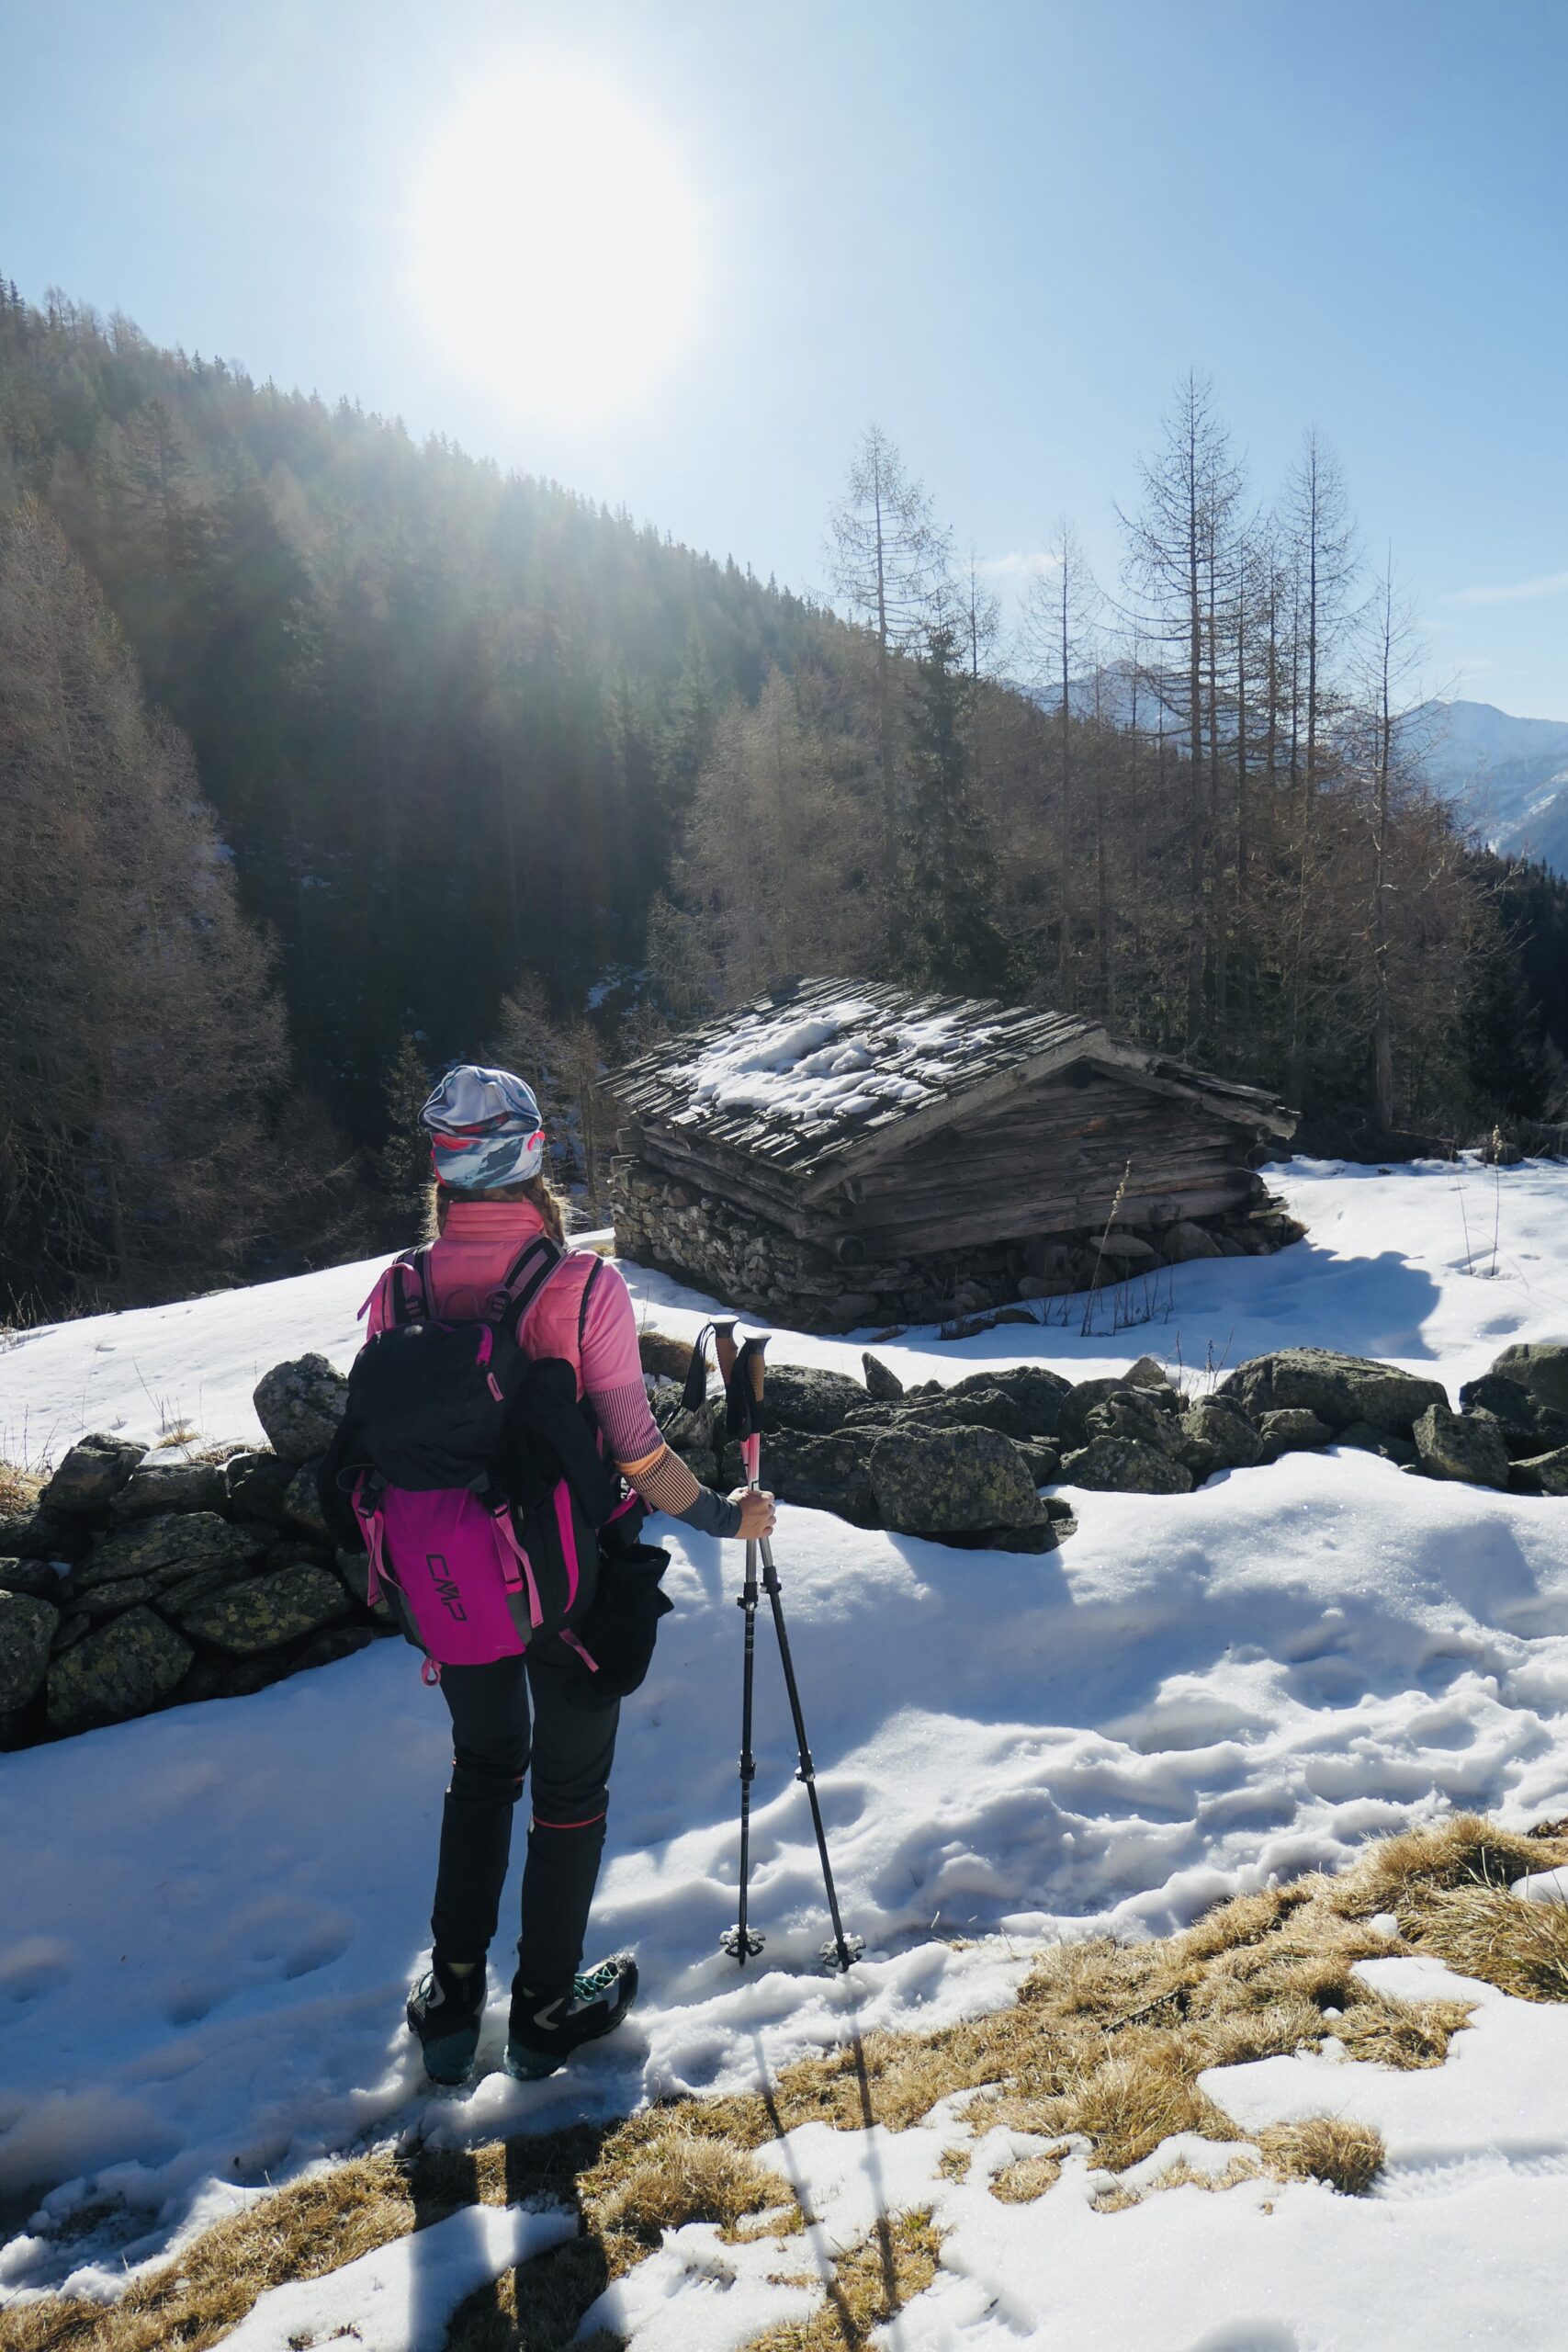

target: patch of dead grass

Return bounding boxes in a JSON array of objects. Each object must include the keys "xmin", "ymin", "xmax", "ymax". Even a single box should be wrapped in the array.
[
  {"xmin": 987, "ymin": 2148, "xmax": 1066, "ymax": 2202},
  {"xmin": 636, "ymin": 1328, "xmax": 694, "ymax": 1382},
  {"xmin": 1260, "ymin": 2117, "xmax": 1386, "ymax": 2197},
  {"xmin": 0, "ymin": 1458, "xmax": 41, "ymax": 1514},
  {"xmin": 12, "ymin": 1812, "xmax": 1568, "ymax": 2352},
  {"xmin": 586, "ymin": 2131, "xmax": 791, "ymax": 2244},
  {"xmin": 1401, "ymin": 1883, "xmax": 1568, "ymax": 2003},
  {"xmin": 741, "ymin": 2210, "xmax": 942, "ymax": 2352}
]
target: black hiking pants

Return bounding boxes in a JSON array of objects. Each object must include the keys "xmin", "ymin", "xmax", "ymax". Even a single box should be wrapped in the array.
[{"xmin": 431, "ymin": 1645, "xmax": 619, "ymax": 1998}]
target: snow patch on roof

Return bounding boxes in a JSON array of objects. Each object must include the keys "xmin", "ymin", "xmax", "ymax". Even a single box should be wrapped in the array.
[{"xmin": 670, "ymin": 996, "xmax": 991, "ymax": 1127}]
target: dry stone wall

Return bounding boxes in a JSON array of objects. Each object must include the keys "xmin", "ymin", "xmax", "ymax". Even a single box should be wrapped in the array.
[
  {"xmin": 612, "ymin": 1162, "xmax": 1305, "ymax": 1332},
  {"xmin": 5, "ymin": 1340, "xmax": 1562, "ymax": 1754},
  {"xmin": 0, "ymin": 1353, "xmax": 395, "ymax": 1752}
]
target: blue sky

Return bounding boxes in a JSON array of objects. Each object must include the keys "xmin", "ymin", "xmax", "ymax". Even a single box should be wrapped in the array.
[{"xmin": 7, "ymin": 0, "xmax": 1568, "ymax": 713}]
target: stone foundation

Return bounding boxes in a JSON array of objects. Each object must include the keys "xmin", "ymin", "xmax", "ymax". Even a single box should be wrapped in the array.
[{"xmin": 611, "ymin": 1162, "xmax": 1306, "ymax": 1332}]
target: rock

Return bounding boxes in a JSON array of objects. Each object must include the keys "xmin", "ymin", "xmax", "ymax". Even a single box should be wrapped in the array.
[
  {"xmin": 76, "ymin": 1576, "xmax": 164, "ymax": 1619},
  {"xmin": 1085, "ymin": 1387, "xmax": 1187, "ymax": 1458},
  {"xmin": 295, "ymin": 1624, "xmax": 378, "ymax": 1673},
  {"xmin": 169, "ymin": 1563, "xmax": 350, "ymax": 1654},
  {"xmin": 1058, "ymin": 1437, "xmax": 1193, "ymax": 1495},
  {"xmin": 1413, "ymin": 1404, "xmax": 1511, "ymax": 1490},
  {"xmin": 1456, "ymin": 1373, "xmax": 1567, "ymax": 1457},
  {"xmin": 1257, "ymin": 1408, "xmax": 1335, "ymax": 1463},
  {"xmin": 0, "ymin": 1589, "xmax": 59, "ymax": 1710},
  {"xmin": 1175, "ymin": 1396, "xmax": 1265, "ymax": 1478},
  {"xmin": 1163, "ymin": 1221, "xmax": 1223, "ymax": 1262},
  {"xmin": 1125, "ymin": 1355, "xmax": 1173, "ymax": 1389},
  {"xmin": 68, "ymin": 1511, "xmax": 268, "ymax": 1596},
  {"xmin": 1058, "ymin": 1375, "xmax": 1179, "ymax": 1451},
  {"xmin": 0, "ymin": 1508, "xmax": 91, "ymax": 1566},
  {"xmin": 253, "ymin": 1354, "xmax": 349, "ymax": 1463},
  {"xmin": 1016, "ymin": 1274, "xmax": 1052, "ymax": 1301},
  {"xmin": 47, "ymin": 1607, "xmax": 193, "ymax": 1731},
  {"xmin": 660, "ymin": 1404, "xmax": 719, "ymax": 1459},
  {"xmin": 1335, "ymin": 1420, "xmax": 1417, "ymax": 1466},
  {"xmin": 905, "ymin": 1387, "xmax": 1035, "ymax": 1443},
  {"xmin": 756, "ymin": 1365, "xmax": 867, "ymax": 1436},
  {"xmin": 950, "ymin": 1365, "xmax": 1074, "ymax": 1434},
  {"xmin": 867, "ymin": 1426, "xmax": 1046, "ymax": 1533},
  {"xmin": 283, "ymin": 1461, "xmax": 329, "ymax": 1540},
  {"xmin": 110, "ymin": 1459, "xmax": 228, "ymax": 1521},
  {"xmin": 1092, "ymin": 1231, "xmax": 1158, "ymax": 1266},
  {"xmin": 225, "ymin": 1451, "xmax": 297, "ymax": 1521},
  {"xmin": 1487, "ymin": 1343, "xmax": 1568, "ymax": 1419},
  {"xmin": 1218, "ymin": 1349, "xmax": 1447, "ymax": 1437},
  {"xmin": 928, "ymin": 1519, "xmax": 1068, "ymax": 1554},
  {"xmin": 1508, "ymin": 1445, "xmax": 1568, "ymax": 1498},
  {"xmin": 755, "ymin": 1430, "xmax": 876, "ymax": 1521},
  {"xmin": 0, "ymin": 1556, "xmax": 68, "ymax": 1601},
  {"xmin": 39, "ymin": 1433, "xmax": 146, "ymax": 1515},
  {"xmin": 862, "ymin": 1351, "xmax": 905, "ymax": 1402},
  {"xmin": 1019, "ymin": 1441, "xmax": 1062, "ymax": 1485}
]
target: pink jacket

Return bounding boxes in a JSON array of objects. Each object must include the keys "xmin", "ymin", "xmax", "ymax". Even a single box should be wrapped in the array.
[{"xmin": 412, "ymin": 1198, "xmax": 663, "ymax": 1473}]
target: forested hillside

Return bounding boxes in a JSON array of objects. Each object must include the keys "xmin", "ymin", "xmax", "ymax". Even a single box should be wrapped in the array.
[{"xmin": 2, "ymin": 283, "xmax": 1565, "ymax": 1322}]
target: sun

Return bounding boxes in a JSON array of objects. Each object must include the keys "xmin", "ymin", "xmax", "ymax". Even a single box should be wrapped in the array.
[{"xmin": 412, "ymin": 74, "xmax": 700, "ymax": 420}]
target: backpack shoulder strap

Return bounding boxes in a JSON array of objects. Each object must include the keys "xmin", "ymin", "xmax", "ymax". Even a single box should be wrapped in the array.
[
  {"xmin": 577, "ymin": 1251, "xmax": 606, "ymax": 1351},
  {"xmin": 493, "ymin": 1233, "xmax": 567, "ymax": 1336},
  {"xmin": 392, "ymin": 1245, "xmax": 434, "ymax": 1327}
]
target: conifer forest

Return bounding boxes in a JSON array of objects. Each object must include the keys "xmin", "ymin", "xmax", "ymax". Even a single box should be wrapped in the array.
[{"xmin": 2, "ymin": 283, "xmax": 1565, "ymax": 1320}]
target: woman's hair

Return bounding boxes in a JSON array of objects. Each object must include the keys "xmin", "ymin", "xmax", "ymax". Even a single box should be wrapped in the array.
[{"xmin": 428, "ymin": 1171, "xmax": 568, "ymax": 1244}]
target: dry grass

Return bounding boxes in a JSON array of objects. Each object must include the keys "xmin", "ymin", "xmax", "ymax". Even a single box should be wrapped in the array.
[
  {"xmin": 585, "ymin": 2131, "xmax": 791, "ymax": 2243},
  {"xmin": 0, "ymin": 1457, "xmax": 41, "ymax": 1513},
  {"xmin": 987, "ymin": 2148, "xmax": 1066, "ymax": 2202},
  {"xmin": 741, "ymin": 2211, "xmax": 942, "ymax": 2352},
  {"xmin": 1260, "ymin": 2118, "xmax": 1386, "ymax": 2197},
  {"xmin": 636, "ymin": 1327, "xmax": 695, "ymax": 1382},
  {"xmin": 10, "ymin": 1813, "xmax": 1567, "ymax": 2352}
]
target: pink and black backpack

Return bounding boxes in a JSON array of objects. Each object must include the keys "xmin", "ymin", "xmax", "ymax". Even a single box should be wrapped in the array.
[{"xmin": 342, "ymin": 1237, "xmax": 618, "ymax": 1679}]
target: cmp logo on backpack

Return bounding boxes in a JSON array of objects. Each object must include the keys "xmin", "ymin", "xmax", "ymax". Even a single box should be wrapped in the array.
[{"xmin": 423, "ymin": 1553, "xmax": 469, "ymax": 1622}]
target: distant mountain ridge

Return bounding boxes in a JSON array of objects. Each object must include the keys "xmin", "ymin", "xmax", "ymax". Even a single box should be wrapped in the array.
[{"xmin": 1416, "ymin": 699, "xmax": 1568, "ymax": 876}]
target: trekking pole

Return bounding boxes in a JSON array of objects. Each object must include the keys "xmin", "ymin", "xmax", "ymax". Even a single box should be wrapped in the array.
[
  {"xmin": 716, "ymin": 1321, "xmax": 765, "ymax": 1964},
  {"xmin": 721, "ymin": 1334, "xmax": 864, "ymax": 1976}
]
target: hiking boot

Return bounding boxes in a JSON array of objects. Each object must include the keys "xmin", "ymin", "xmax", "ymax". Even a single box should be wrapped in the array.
[
  {"xmin": 503, "ymin": 1953, "xmax": 639, "ymax": 2081},
  {"xmin": 407, "ymin": 1956, "xmax": 487, "ymax": 2085}
]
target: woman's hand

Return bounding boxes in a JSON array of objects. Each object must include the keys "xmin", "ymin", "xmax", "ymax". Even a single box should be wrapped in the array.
[{"xmin": 731, "ymin": 1487, "xmax": 777, "ymax": 1539}]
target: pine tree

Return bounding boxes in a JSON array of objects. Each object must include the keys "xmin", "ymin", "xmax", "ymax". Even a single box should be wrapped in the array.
[
  {"xmin": 0, "ymin": 497, "xmax": 288, "ymax": 1313},
  {"xmin": 899, "ymin": 626, "xmax": 1011, "ymax": 996},
  {"xmin": 378, "ymin": 1032, "xmax": 433, "ymax": 1238}
]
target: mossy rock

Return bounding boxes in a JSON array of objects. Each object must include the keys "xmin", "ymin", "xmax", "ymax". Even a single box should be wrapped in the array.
[
  {"xmin": 47, "ymin": 1607, "xmax": 193, "ymax": 1731},
  {"xmin": 170, "ymin": 1563, "xmax": 349, "ymax": 1655},
  {"xmin": 0, "ymin": 1589, "xmax": 59, "ymax": 1711},
  {"xmin": 1219, "ymin": 1348, "xmax": 1446, "ymax": 1437},
  {"xmin": 867, "ymin": 1425, "xmax": 1046, "ymax": 1532}
]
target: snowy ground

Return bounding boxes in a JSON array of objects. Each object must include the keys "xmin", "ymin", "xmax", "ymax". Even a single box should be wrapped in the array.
[{"xmin": 2, "ymin": 1157, "xmax": 1567, "ymax": 2348}]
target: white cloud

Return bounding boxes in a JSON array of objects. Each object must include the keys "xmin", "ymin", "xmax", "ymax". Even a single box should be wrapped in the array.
[
  {"xmin": 1448, "ymin": 568, "xmax": 1568, "ymax": 606},
  {"xmin": 974, "ymin": 548, "xmax": 1062, "ymax": 579}
]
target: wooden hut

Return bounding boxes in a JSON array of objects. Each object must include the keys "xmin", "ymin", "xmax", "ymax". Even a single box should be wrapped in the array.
[{"xmin": 607, "ymin": 978, "xmax": 1299, "ymax": 1329}]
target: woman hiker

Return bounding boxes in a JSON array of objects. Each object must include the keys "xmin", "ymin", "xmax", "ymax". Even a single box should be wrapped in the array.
[{"xmin": 321, "ymin": 1063, "xmax": 775, "ymax": 2085}]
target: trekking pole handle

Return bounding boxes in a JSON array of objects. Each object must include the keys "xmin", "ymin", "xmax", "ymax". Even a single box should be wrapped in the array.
[
  {"xmin": 742, "ymin": 1336, "xmax": 768, "ymax": 1485},
  {"xmin": 713, "ymin": 1320, "xmax": 738, "ymax": 1384}
]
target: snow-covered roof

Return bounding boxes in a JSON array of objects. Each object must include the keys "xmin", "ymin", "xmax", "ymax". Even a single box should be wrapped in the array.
[{"xmin": 609, "ymin": 978, "xmax": 1294, "ymax": 1184}]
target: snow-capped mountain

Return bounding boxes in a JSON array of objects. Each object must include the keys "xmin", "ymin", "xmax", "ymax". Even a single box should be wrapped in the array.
[{"xmin": 1418, "ymin": 699, "xmax": 1568, "ymax": 875}]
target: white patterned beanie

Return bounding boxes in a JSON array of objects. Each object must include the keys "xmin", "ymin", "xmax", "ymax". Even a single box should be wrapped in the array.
[{"xmin": 421, "ymin": 1064, "xmax": 546, "ymax": 1190}]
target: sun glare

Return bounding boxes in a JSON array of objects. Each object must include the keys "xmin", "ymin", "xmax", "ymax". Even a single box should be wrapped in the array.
[{"xmin": 412, "ymin": 75, "xmax": 700, "ymax": 420}]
